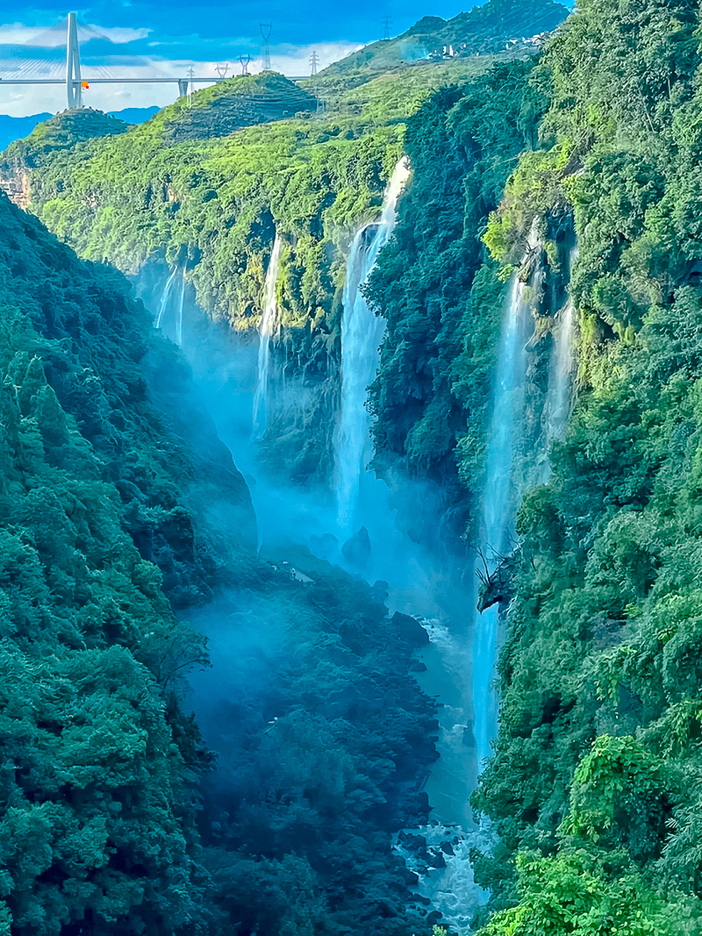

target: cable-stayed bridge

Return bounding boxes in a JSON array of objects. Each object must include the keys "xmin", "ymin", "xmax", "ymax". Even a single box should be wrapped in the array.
[{"xmin": 0, "ymin": 13, "xmax": 307, "ymax": 111}]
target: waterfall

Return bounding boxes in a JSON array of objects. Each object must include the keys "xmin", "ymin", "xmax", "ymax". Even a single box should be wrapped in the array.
[
  {"xmin": 543, "ymin": 301, "xmax": 575, "ymax": 442},
  {"xmin": 541, "ymin": 248, "xmax": 578, "ymax": 475},
  {"xmin": 156, "ymin": 265, "xmax": 178, "ymax": 329},
  {"xmin": 253, "ymin": 233, "xmax": 282, "ymax": 438},
  {"xmin": 176, "ymin": 269, "xmax": 186, "ymax": 347},
  {"xmin": 472, "ymin": 275, "xmax": 530, "ymax": 770},
  {"xmin": 335, "ymin": 158, "xmax": 410, "ymax": 530}
]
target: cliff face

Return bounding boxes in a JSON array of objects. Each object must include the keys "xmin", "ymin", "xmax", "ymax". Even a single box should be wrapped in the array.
[
  {"xmin": 0, "ymin": 163, "xmax": 30, "ymax": 209},
  {"xmin": 468, "ymin": 0, "xmax": 702, "ymax": 931}
]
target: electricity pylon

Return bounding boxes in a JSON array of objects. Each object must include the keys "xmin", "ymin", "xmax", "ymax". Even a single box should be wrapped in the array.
[
  {"xmin": 310, "ymin": 50, "xmax": 319, "ymax": 76},
  {"xmin": 66, "ymin": 12, "xmax": 83, "ymax": 108},
  {"xmin": 240, "ymin": 54, "xmax": 252, "ymax": 76},
  {"xmin": 382, "ymin": 15, "xmax": 391, "ymax": 40},
  {"xmin": 260, "ymin": 23, "xmax": 272, "ymax": 72}
]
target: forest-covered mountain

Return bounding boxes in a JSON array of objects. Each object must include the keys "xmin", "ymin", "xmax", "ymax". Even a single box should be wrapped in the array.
[
  {"xmin": 7, "ymin": 0, "xmax": 702, "ymax": 932},
  {"xmin": 327, "ymin": 0, "xmax": 569, "ymax": 74},
  {"xmin": 0, "ymin": 54, "xmax": 502, "ymax": 489}
]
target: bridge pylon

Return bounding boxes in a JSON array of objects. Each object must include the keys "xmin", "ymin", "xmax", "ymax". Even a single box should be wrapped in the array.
[{"xmin": 66, "ymin": 12, "xmax": 83, "ymax": 109}]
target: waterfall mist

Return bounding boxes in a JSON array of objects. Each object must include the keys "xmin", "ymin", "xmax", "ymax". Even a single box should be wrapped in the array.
[{"xmin": 138, "ymin": 158, "xmax": 531, "ymax": 932}]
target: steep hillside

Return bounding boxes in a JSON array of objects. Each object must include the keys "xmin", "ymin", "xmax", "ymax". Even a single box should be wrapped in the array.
[
  {"xmin": 364, "ymin": 0, "xmax": 702, "ymax": 930},
  {"xmin": 326, "ymin": 0, "xmax": 569, "ymax": 74},
  {"xmin": 472, "ymin": 0, "xmax": 702, "ymax": 931},
  {"xmin": 0, "ymin": 185, "xmax": 439, "ymax": 934}
]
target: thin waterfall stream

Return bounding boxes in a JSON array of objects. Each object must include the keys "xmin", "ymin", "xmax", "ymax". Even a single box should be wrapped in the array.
[
  {"xmin": 156, "ymin": 265, "xmax": 178, "ymax": 329},
  {"xmin": 253, "ymin": 233, "xmax": 282, "ymax": 438},
  {"xmin": 472, "ymin": 275, "xmax": 530, "ymax": 770}
]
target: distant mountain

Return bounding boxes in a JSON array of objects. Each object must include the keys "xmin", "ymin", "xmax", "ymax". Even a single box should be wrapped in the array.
[
  {"xmin": 0, "ymin": 114, "xmax": 52, "ymax": 151},
  {"xmin": 326, "ymin": 0, "xmax": 570, "ymax": 74},
  {"xmin": 0, "ymin": 106, "xmax": 160, "ymax": 152}
]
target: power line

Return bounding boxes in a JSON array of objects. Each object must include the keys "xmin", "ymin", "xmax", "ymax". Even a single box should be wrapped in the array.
[{"xmin": 260, "ymin": 23, "xmax": 272, "ymax": 72}]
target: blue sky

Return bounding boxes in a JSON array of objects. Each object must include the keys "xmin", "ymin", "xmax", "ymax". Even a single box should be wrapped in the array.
[{"xmin": 0, "ymin": 0, "xmax": 479, "ymax": 115}]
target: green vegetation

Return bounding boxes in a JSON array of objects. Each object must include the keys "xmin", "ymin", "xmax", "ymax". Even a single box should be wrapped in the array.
[
  {"xmin": 15, "ymin": 0, "xmax": 702, "ymax": 929},
  {"xmin": 365, "ymin": 57, "xmax": 553, "ymax": 533},
  {"xmin": 368, "ymin": 0, "xmax": 702, "ymax": 929},
  {"xmin": 466, "ymin": 0, "xmax": 702, "ymax": 930},
  {"xmin": 325, "ymin": 0, "xmax": 569, "ymax": 75},
  {"xmin": 0, "ymin": 52, "xmax": 513, "ymax": 485},
  {"xmin": 0, "ymin": 187, "xmax": 439, "ymax": 934}
]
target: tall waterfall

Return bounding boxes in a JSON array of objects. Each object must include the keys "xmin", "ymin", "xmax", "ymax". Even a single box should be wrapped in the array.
[
  {"xmin": 335, "ymin": 158, "xmax": 410, "ymax": 530},
  {"xmin": 176, "ymin": 269, "xmax": 186, "ymax": 347},
  {"xmin": 253, "ymin": 233, "xmax": 282, "ymax": 438},
  {"xmin": 472, "ymin": 275, "xmax": 530, "ymax": 770},
  {"xmin": 543, "ymin": 301, "xmax": 575, "ymax": 444},
  {"xmin": 156, "ymin": 265, "xmax": 178, "ymax": 329}
]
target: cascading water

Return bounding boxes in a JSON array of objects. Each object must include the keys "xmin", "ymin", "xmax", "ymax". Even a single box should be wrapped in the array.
[
  {"xmin": 543, "ymin": 301, "xmax": 574, "ymax": 444},
  {"xmin": 335, "ymin": 158, "xmax": 410, "ymax": 531},
  {"xmin": 252, "ymin": 233, "xmax": 282, "ymax": 438},
  {"xmin": 156, "ymin": 265, "xmax": 178, "ymax": 329},
  {"xmin": 540, "ymin": 248, "xmax": 578, "ymax": 471},
  {"xmin": 176, "ymin": 269, "xmax": 186, "ymax": 347},
  {"xmin": 472, "ymin": 275, "xmax": 530, "ymax": 771}
]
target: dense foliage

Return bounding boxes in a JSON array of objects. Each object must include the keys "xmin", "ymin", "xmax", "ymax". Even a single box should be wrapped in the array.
[
  {"xmin": 0, "ymin": 189, "xmax": 439, "ymax": 934},
  {"xmin": 0, "ymin": 56, "xmax": 509, "ymax": 487},
  {"xmin": 365, "ymin": 57, "xmax": 552, "ymax": 537},
  {"xmin": 467, "ymin": 0, "xmax": 702, "ymax": 930},
  {"xmin": 0, "ymin": 189, "xmax": 212, "ymax": 935},
  {"xmin": 16, "ymin": 0, "xmax": 702, "ymax": 929}
]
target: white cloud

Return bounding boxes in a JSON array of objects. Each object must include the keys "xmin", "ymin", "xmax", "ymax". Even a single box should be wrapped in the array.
[
  {"xmin": 0, "ymin": 40, "xmax": 361, "ymax": 117},
  {"xmin": 0, "ymin": 22, "xmax": 150, "ymax": 48}
]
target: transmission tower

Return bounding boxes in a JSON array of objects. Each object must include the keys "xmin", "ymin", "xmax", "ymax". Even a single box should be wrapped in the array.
[
  {"xmin": 66, "ymin": 12, "xmax": 83, "ymax": 109},
  {"xmin": 240, "ymin": 54, "xmax": 252, "ymax": 76},
  {"xmin": 187, "ymin": 65, "xmax": 194, "ymax": 106},
  {"xmin": 309, "ymin": 50, "xmax": 319, "ymax": 77},
  {"xmin": 260, "ymin": 23, "xmax": 272, "ymax": 72},
  {"xmin": 215, "ymin": 62, "xmax": 229, "ymax": 80},
  {"xmin": 382, "ymin": 15, "xmax": 391, "ymax": 40}
]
